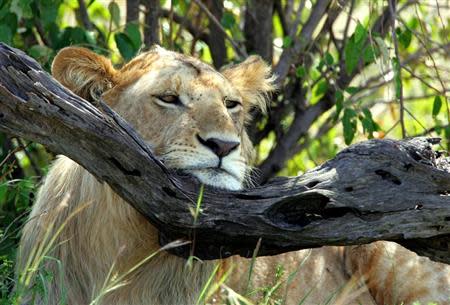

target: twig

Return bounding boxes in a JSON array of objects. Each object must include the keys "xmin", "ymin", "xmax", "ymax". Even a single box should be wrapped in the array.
[
  {"xmin": 33, "ymin": 20, "xmax": 51, "ymax": 47},
  {"xmin": 274, "ymin": 0, "xmax": 331, "ymax": 83},
  {"xmin": 414, "ymin": 3, "xmax": 450, "ymax": 124},
  {"xmin": 191, "ymin": 0, "xmax": 247, "ymax": 59},
  {"xmin": 105, "ymin": 1, "xmax": 114, "ymax": 45},
  {"xmin": 77, "ymin": 0, "xmax": 94, "ymax": 31},
  {"xmin": 402, "ymin": 66, "xmax": 442, "ymax": 94},
  {"xmin": 159, "ymin": 9, "xmax": 208, "ymax": 42},
  {"xmin": 168, "ymin": 0, "xmax": 174, "ymax": 50},
  {"xmin": 389, "ymin": 0, "xmax": 406, "ymax": 138},
  {"xmin": 173, "ymin": 0, "xmax": 194, "ymax": 45},
  {"xmin": 339, "ymin": 0, "xmax": 355, "ymax": 56},
  {"xmin": 416, "ymin": 124, "xmax": 450, "ymax": 137},
  {"xmin": 289, "ymin": 0, "xmax": 307, "ymax": 37},
  {"xmin": 274, "ymin": 0, "xmax": 288, "ymax": 36},
  {"xmin": 18, "ymin": 138, "xmax": 43, "ymax": 177},
  {"xmin": 0, "ymin": 145, "xmax": 24, "ymax": 170}
]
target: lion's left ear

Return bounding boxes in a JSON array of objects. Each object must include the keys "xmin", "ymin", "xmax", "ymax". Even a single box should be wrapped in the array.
[{"xmin": 221, "ymin": 56, "xmax": 276, "ymax": 115}]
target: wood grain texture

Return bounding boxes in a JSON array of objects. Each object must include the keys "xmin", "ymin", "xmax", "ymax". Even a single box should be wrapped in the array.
[{"xmin": 0, "ymin": 43, "xmax": 449, "ymax": 263}]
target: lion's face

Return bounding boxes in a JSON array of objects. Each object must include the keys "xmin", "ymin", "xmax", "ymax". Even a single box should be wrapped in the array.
[{"xmin": 52, "ymin": 47, "xmax": 275, "ymax": 190}]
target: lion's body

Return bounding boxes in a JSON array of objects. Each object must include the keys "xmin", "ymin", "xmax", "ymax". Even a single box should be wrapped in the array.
[
  {"xmin": 19, "ymin": 157, "xmax": 213, "ymax": 305},
  {"xmin": 17, "ymin": 47, "xmax": 450, "ymax": 305}
]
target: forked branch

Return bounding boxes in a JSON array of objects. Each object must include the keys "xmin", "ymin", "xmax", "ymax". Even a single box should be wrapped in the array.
[{"xmin": 0, "ymin": 43, "xmax": 449, "ymax": 264}]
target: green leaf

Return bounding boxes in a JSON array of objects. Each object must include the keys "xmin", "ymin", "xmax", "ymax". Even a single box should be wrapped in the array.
[
  {"xmin": 399, "ymin": 28, "xmax": 412, "ymax": 49},
  {"xmin": 295, "ymin": 66, "xmax": 306, "ymax": 78},
  {"xmin": 391, "ymin": 57, "xmax": 402, "ymax": 99},
  {"xmin": 1, "ymin": 13, "xmax": 17, "ymax": 35},
  {"xmin": 115, "ymin": 32, "xmax": 136, "ymax": 60},
  {"xmin": 316, "ymin": 59, "xmax": 325, "ymax": 71},
  {"xmin": 314, "ymin": 80, "xmax": 328, "ymax": 97},
  {"xmin": 360, "ymin": 108, "xmax": 377, "ymax": 138},
  {"xmin": 38, "ymin": 0, "xmax": 60, "ymax": 26},
  {"xmin": 345, "ymin": 86, "xmax": 361, "ymax": 94},
  {"xmin": 324, "ymin": 52, "xmax": 334, "ymax": 65},
  {"xmin": 363, "ymin": 45, "xmax": 377, "ymax": 64},
  {"xmin": 343, "ymin": 108, "xmax": 357, "ymax": 145},
  {"xmin": 334, "ymin": 90, "xmax": 344, "ymax": 121},
  {"xmin": 344, "ymin": 38, "xmax": 359, "ymax": 75},
  {"xmin": 282, "ymin": 36, "xmax": 293, "ymax": 48},
  {"xmin": 0, "ymin": 25, "xmax": 12, "ymax": 44},
  {"xmin": 445, "ymin": 126, "xmax": 450, "ymax": 141},
  {"xmin": 11, "ymin": 0, "xmax": 33, "ymax": 19},
  {"xmin": 28, "ymin": 45, "xmax": 53, "ymax": 62},
  {"xmin": 108, "ymin": 2, "xmax": 121, "ymax": 27},
  {"xmin": 221, "ymin": 12, "xmax": 235, "ymax": 29},
  {"xmin": 125, "ymin": 22, "xmax": 141, "ymax": 50},
  {"xmin": 432, "ymin": 96, "xmax": 442, "ymax": 117},
  {"xmin": 354, "ymin": 23, "xmax": 367, "ymax": 45},
  {"xmin": 374, "ymin": 36, "xmax": 389, "ymax": 64}
]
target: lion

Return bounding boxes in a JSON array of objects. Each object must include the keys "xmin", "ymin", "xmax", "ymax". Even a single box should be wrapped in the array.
[{"xmin": 17, "ymin": 46, "xmax": 450, "ymax": 305}]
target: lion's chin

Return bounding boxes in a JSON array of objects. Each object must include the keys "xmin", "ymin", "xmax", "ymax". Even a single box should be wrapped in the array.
[{"xmin": 185, "ymin": 168, "xmax": 243, "ymax": 191}]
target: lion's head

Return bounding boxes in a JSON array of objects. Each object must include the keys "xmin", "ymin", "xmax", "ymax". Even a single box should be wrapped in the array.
[{"xmin": 52, "ymin": 46, "xmax": 275, "ymax": 190}]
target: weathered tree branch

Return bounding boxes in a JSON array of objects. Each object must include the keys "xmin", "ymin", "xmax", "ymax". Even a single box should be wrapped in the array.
[{"xmin": 0, "ymin": 43, "xmax": 449, "ymax": 264}]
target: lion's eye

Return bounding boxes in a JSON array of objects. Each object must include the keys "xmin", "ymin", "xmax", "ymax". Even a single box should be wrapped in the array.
[
  {"xmin": 157, "ymin": 95, "xmax": 181, "ymax": 105},
  {"xmin": 225, "ymin": 100, "xmax": 242, "ymax": 109}
]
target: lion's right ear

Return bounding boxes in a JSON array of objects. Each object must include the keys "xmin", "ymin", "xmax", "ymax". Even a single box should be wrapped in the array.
[{"xmin": 51, "ymin": 47, "xmax": 117, "ymax": 103}]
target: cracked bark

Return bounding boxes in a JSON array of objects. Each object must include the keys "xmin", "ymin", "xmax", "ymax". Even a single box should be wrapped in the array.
[{"xmin": 0, "ymin": 43, "xmax": 449, "ymax": 264}]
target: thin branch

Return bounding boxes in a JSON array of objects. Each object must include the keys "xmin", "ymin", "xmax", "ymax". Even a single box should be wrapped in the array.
[
  {"xmin": 402, "ymin": 66, "xmax": 443, "ymax": 94},
  {"xmin": 173, "ymin": 0, "xmax": 194, "ymax": 46},
  {"xmin": 257, "ymin": 2, "xmax": 398, "ymax": 182},
  {"xmin": 338, "ymin": 0, "xmax": 355, "ymax": 56},
  {"xmin": 414, "ymin": 3, "xmax": 450, "ymax": 124},
  {"xmin": 288, "ymin": 0, "xmax": 306, "ymax": 37},
  {"xmin": 274, "ymin": 0, "xmax": 288, "ymax": 36},
  {"xmin": 274, "ymin": 0, "xmax": 331, "ymax": 82},
  {"xmin": 388, "ymin": 0, "xmax": 406, "ymax": 138},
  {"xmin": 77, "ymin": 0, "xmax": 94, "ymax": 31},
  {"xmin": 159, "ymin": 9, "xmax": 209, "ymax": 42},
  {"xmin": 191, "ymin": 0, "xmax": 247, "ymax": 59},
  {"xmin": 168, "ymin": 0, "xmax": 174, "ymax": 49}
]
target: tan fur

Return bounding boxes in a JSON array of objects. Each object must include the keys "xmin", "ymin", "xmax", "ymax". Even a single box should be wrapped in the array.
[{"xmin": 17, "ymin": 47, "xmax": 449, "ymax": 305}]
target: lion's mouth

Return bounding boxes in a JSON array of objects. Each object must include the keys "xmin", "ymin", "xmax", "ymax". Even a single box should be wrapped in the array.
[
  {"xmin": 175, "ymin": 166, "xmax": 243, "ymax": 190},
  {"xmin": 178, "ymin": 166, "xmax": 240, "ymax": 181}
]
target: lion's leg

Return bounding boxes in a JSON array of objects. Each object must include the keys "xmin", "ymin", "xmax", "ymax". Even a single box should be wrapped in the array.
[
  {"xmin": 225, "ymin": 247, "xmax": 377, "ymax": 305},
  {"xmin": 345, "ymin": 241, "xmax": 450, "ymax": 305}
]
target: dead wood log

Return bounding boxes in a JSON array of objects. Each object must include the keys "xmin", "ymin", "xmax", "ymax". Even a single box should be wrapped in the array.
[{"xmin": 0, "ymin": 43, "xmax": 449, "ymax": 264}]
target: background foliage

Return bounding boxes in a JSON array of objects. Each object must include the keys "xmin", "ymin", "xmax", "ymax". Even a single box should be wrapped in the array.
[{"xmin": 0, "ymin": 0, "xmax": 449, "ymax": 302}]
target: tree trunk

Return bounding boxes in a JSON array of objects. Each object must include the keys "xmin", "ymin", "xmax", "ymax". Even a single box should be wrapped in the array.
[
  {"xmin": 206, "ymin": 0, "xmax": 226, "ymax": 68},
  {"xmin": 143, "ymin": 0, "xmax": 160, "ymax": 46},
  {"xmin": 244, "ymin": 0, "xmax": 273, "ymax": 62}
]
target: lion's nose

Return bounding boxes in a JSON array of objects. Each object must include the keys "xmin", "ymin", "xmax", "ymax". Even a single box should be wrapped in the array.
[{"xmin": 197, "ymin": 135, "xmax": 240, "ymax": 158}]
